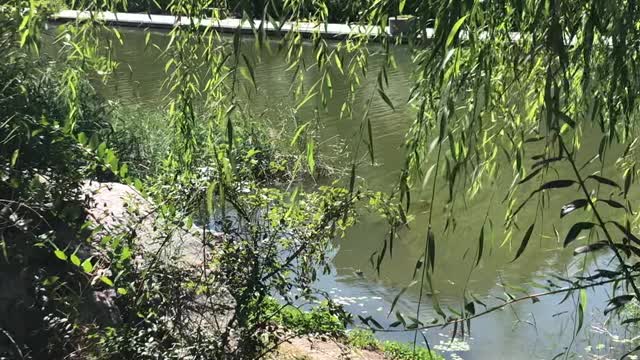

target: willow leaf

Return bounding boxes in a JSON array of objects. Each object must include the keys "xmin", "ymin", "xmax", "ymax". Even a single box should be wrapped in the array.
[{"xmin": 512, "ymin": 223, "xmax": 535, "ymax": 262}]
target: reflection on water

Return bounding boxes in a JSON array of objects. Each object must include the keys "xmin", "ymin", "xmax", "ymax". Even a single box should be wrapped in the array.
[{"xmin": 67, "ymin": 26, "xmax": 633, "ymax": 359}]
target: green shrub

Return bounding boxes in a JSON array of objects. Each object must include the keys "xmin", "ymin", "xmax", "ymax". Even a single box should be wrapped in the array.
[{"xmin": 262, "ymin": 297, "xmax": 348, "ymax": 336}]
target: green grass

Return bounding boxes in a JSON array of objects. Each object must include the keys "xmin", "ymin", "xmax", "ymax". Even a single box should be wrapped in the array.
[
  {"xmin": 262, "ymin": 297, "xmax": 346, "ymax": 336},
  {"xmin": 347, "ymin": 329, "xmax": 444, "ymax": 360},
  {"xmin": 348, "ymin": 328, "xmax": 382, "ymax": 350}
]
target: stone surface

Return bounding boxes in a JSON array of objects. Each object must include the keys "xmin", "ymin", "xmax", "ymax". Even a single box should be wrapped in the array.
[
  {"xmin": 82, "ymin": 181, "xmax": 205, "ymax": 266},
  {"xmin": 275, "ymin": 336, "xmax": 386, "ymax": 360}
]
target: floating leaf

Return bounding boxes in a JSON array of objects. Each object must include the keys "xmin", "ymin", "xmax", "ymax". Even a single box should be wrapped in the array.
[{"xmin": 564, "ymin": 222, "xmax": 596, "ymax": 247}]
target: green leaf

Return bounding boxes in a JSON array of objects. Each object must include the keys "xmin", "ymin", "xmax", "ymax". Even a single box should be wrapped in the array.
[
  {"xmin": 77, "ymin": 132, "xmax": 87, "ymax": 145},
  {"xmin": 446, "ymin": 15, "xmax": 469, "ymax": 48},
  {"xmin": 563, "ymin": 222, "xmax": 596, "ymax": 247},
  {"xmin": 378, "ymin": 89, "xmax": 395, "ymax": 110},
  {"xmin": 367, "ymin": 117, "xmax": 375, "ymax": 165},
  {"xmin": 576, "ymin": 289, "xmax": 587, "ymax": 335},
  {"xmin": 560, "ymin": 199, "xmax": 589, "ymax": 218},
  {"xmin": 475, "ymin": 225, "xmax": 484, "ymax": 267},
  {"xmin": 10, "ymin": 149, "xmax": 19, "ymax": 167},
  {"xmin": 412, "ymin": 258, "xmax": 423, "ymax": 279},
  {"xmin": 54, "ymin": 249, "xmax": 67, "ymax": 261},
  {"xmin": 388, "ymin": 280, "xmax": 417, "ymax": 317},
  {"xmin": 70, "ymin": 254, "xmax": 81, "ymax": 266},
  {"xmin": 512, "ymin": 223, "xmax": 535, "ymax": 262},
  {"xmin": 611, "ymin": 221, "xmax": 640, "ymax": 245},
  {"xmin": 100, "ymin": 276, "xmax": 114, "ymax": 287},
  {"xmin": 537, "ymin": 180, "xmax": 575, "ymax": 192},
  {"xmin": 119, "ymin": 163, "xmax": 129, "ymax": 178},
  {"xmin": 573, "ymin": 241, "xmax": 608, "ymax": 255},
  {"xmin": 624, "ymin": 168, "xmax": 633, "ymax": 198},
  {"xmin": 120, "ymin": 246, "xmax": 132, "ymax": 261},
  {"xmin": 399, "ymin": 0, "xmax": 406, "ymax": 13},
  {"xmin": 597, "ymin": 199, "xmax": 625, "ymax": 210},
  {"xmin": 81, "ymin": 258, "xmax": 93, "ymax": 273},
  {"xmin": 242, "ymin": 54, "xmax": 257, "ymax": 89},
  {"xmin": 518, "ymin": 168, "xmax": 542, "ymax": 185},
  {"xmin": 227, "ymin": 117, "xmax": 234, "ymax": 149},
  {"xmin": 290, "ymin": 122, "xmax": 309, "ymax": 146},
  {"xmin": 206, "ymin": 181, "xmax": 216, "ymax": 217},
  {"xmin": 427, "ymin": 227, "xmax": 435, "ymax": 271},
  {"xmin": 117, "ymin": 287, "xmax": 128, "ymax": 295},
  {"xmin": 306, "ymin": 140, "xmax": 315, "ymax": 174},
  {"xmin": 587, "ymin": 174, "xmax": 620, "ymax": 189}
]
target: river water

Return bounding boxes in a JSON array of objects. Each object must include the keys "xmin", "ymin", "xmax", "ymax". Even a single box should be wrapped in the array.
[{"xmin": 81, "ymin": 26, "xmax": 636, "ymax": 359}]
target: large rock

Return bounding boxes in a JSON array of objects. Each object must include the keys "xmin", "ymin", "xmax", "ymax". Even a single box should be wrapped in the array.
[
  {"xmin": 82, "ymin": 181, "xmax": 207, "ymax": 266},
  {"xmin": 81, "ymin": 181, "xmax": 234, "ymax": 332}
]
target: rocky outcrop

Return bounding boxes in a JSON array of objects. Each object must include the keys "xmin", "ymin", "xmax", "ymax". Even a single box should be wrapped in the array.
[
  {"xmin": 82, "ymin": 181, "xmax": 206, "ymax": 265},
  {"xmin": 80, "ymin": 181, "xmax": 234, "ymax": 330}
]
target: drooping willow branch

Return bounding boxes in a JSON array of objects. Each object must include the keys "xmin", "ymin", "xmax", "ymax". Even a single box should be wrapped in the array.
[
  {"xmin": 375, "ymin": 273, "xmax": 639, "ymax": 333},
  {"xmin": 558, "ymin": 135, "xmax": 640, "ymax": 301}
]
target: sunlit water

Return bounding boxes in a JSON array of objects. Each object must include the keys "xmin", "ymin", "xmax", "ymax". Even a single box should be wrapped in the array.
[{"xmin": 50, "ymin": 25, "xmax": 640, "ymax": 359}]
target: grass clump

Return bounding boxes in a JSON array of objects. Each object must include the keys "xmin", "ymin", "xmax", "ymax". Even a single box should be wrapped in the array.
[
  {"xmin": 347, "ymin": 329, "xmax": 444, "ymax": 360},
  {"xmin": 347, "ymin": 329, "xmax": 382, "ymax": 350},
  {"xmin": 382, "ymin": 341, "xmax": 444, "ymax": 360}
]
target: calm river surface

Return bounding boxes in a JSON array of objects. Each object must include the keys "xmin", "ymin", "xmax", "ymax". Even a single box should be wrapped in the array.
[{"xmin": 76, "ymin": 26, "xmax": 637, "ymax": 359}]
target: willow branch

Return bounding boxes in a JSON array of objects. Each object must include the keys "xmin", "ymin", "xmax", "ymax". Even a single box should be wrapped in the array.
[
  {"xmin": 558, "ymin": 136, "xmax": 640, "ymax": 300},
  {"xmin": 377, "ymin": 273, "xmax": 638, "ymax": 333}
]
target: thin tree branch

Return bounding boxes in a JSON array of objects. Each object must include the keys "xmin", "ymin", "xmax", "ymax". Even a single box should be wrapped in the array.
[{"xmin": 377, "ymin": 273, "xmax": 638, "ymax": 333}]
